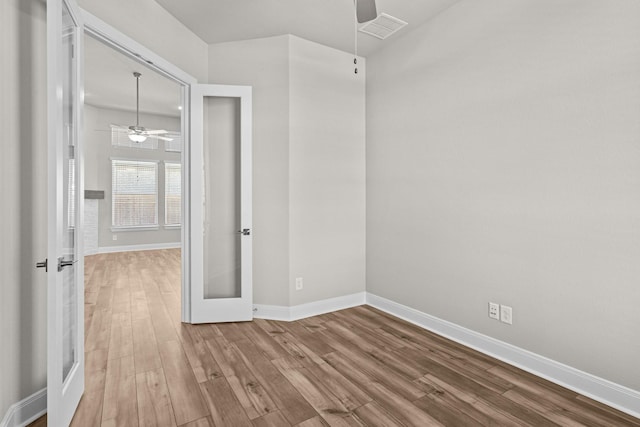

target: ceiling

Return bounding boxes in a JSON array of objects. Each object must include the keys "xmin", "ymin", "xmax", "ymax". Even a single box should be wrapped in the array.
[
  {"xmin": 85, "ymin": 35, "xmax": 181, "ymax": 117},
  {"xmin": 154, "ymin": 0, "xmax": 461, "ymax": 57},
  {"xmin": 84, "ymin": 0, "xmax": 460, "ymax": 117}
]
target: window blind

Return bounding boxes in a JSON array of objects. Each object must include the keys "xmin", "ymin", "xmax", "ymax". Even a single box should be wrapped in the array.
[
  {"xmin": 111, "ymin": 160, "xmax": 158, "ymax": 228},
  {"xmin": 165, "ymin": 162, "xmax": 181, "ymax": 226}
]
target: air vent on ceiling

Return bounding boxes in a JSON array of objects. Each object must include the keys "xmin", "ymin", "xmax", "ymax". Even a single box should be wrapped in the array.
[{"xmin": 358, "ymin": 13, "xmax": 408, "ymax": 40}]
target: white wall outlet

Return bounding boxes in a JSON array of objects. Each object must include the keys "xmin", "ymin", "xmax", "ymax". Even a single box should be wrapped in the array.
[
  {"xmin": 295, "ymin": 277, "xmax": 303, "ymax": 291},
  {"xmin": 489, "ymin": 302, "xmax": 499, "ymax": 320},
  {"xmin": 112, "ymin": 234, "xmax": 118, "ymax": 241},
  {"xmin": 500, "ymin": 305, "xmax": 513, "ymax": 325}
]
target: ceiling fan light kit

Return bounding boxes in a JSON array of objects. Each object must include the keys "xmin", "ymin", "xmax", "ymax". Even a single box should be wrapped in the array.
[{"xmin": 109, "ymin": 71, "xmax": 173, "ymax": 143}]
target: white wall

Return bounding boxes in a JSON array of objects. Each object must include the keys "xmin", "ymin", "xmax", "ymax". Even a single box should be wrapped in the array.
[
  {"xmin": 0, "ymin": 0, "xmax": 48, "ymax": 419},
  {"xmin": 288, "ymin": 37, "xmax": 366, "ymax": 305},
  {"xmin": 208, "ymin": 35, "xmax": 366, "ymax": 307},
  {"xmin": 84, "ymin": 105, "xmax": 181, "ymax": 250},
  {"xmin": 366, "ymin": 0, "xmax": 640, "ymax": 391}
]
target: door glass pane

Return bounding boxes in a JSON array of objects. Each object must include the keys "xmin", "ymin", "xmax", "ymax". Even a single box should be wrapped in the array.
[
  {"xmin": 61, "ymin": 1, "xmax": 78, "ymax": 383},
  {"xmin": 203, "ymin": 97, "xmax": 241, "ymax": 299}
]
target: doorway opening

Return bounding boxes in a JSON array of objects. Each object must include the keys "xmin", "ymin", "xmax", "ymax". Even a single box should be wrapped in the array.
[{"xmin": 82, "ymin": 28, "xmax": 186, "ymax": 344}]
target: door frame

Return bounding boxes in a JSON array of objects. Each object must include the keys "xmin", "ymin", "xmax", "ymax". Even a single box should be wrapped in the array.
[{"xmin": 81, "ymin": 10, "xmax": 197, "ymax": 322}]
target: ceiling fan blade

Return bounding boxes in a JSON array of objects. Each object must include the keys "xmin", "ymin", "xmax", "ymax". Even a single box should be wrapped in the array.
[
  {"xmin": 153, "ymin": 136, "xmax": 174, "ymax": 141},
  {"xmin": 141, "ymin": 129, "xmax": 168, "ymax": 135},
  {"xmin": 110, "ymin": 124, "xmax": 129, "ymax": 131},
  {"xmin": 356, "ymin": 0, "xmax": 377, "ymax": 23}
]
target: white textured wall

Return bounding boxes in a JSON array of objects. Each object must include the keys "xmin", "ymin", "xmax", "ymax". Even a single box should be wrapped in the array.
[
  {"xmin": 0, "ymin": 0, "xmax": 48, "ymax": 419},
  {"xmin": 289, "ymin": 37, "xmax": 366, "ymax": 305},
  {"xmin": 366, "ymin": 0, "xmax": 640, "ymax": 391}
]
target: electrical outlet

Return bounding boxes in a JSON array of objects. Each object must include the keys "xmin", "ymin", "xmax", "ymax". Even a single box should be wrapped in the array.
[
  {"xmin": 112, "ymin": 234, "xmax": 118, "ymax": 241},
  {"xmin": 295, "ymin": 277, "xmax": 303, "ymax": 291},
  {"xmin": 500, "ymin": 305, "xmax": 513, "ymax": 325},
  {"xmin": 489, "ymin": 302, "xmax": 499, "ymax": 320}
]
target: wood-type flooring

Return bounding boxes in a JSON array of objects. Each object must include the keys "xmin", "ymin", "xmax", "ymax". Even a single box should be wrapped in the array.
[{"xmin": 32, "ymin": 249, "xmax": 640, "ymax": 426}]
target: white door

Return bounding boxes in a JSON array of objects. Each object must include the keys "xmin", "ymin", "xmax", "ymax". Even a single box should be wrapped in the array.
[
  {"xmin": 190, "ymin": 84, "xmax": 253, "ymax": 323},
  {"xmin": 46, "ymin": 0, "xmax": 84, "ymax": 425}
]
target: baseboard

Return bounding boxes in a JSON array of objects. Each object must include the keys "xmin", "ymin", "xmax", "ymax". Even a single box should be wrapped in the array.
[
  {"xmin": 0, "ymin": 389, "xmax": 46, "ymax": 427},
  {"xmin": 97, "ymin": 242, "xmax": 181, "ymax": 254},
  {"xmin": 253, "ymin": 291, "xmax": 366, "ymax": 322},
  {"xmin": 366, "ymin": 292, "xmax": 640, "ymax": 419}
]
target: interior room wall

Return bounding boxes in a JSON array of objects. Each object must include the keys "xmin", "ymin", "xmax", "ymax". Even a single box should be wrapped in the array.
[
  {"xmin": 208, "ymin": 35, "xmax": 366, "ymax": 308},
  {"xmin": 288, "ymin": 36, "xmax": 366, "ymax": 306},
  {"xmin": 366, "ymin": 0, "xmax": 640, "ymax": 391},
  {"xmin": 0, "ymin": 0, "xmax": 48, "ymax": 419},
  {"xmin": 84, "ymin": 105, "xmax": 181, "ymax": 250}
]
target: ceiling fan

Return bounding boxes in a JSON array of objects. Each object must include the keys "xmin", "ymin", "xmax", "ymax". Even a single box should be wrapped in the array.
[
  {"xmin": 355, "ymin": 0, "xmax": 377, "ymax": 23},
  {"xmin": 111, "ymin": 72, "xmax": 173, "ymax": 142}
]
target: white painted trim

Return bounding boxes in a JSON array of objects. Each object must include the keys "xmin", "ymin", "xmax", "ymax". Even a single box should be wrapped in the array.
[
  {"xmin": 0, "ymin": 389, "xmax": 47, "ymax": 427},
  {"xmin": 253, "ymin": 292, "xmax": 367, "ymax": 322},
  {"xmin": 97, "ymin": 242, "xmax": 180, "ymax": 254},
  {"xmin": 366, "ymin": 292, "xmax": 640, "ymax": 419}
]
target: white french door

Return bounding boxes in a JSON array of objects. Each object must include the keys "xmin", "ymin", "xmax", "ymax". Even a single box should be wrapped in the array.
[
  {"xmin": 190, "ymin": 84, "xmax": 253, "ymax": 324},
  {"xmin": 46, "ymin": 0, "xmax": 84, "ymax": 425}
]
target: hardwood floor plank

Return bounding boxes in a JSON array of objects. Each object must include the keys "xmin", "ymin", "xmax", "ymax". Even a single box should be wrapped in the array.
[
  {"xmin": 108, "ymin": 312, "xmax": 134, "ymax": 360},
  {"xmin": 272, "ymin": 360, "xmax": 363, "ymax": 426},
  {"xmin": 102, "ymin": 355, "xmax": 138, "ymax": 426},
  {"xmin": 317, "ymin": 330, "xmax": 426, "ymax": 401},
  {"xmin": 204, "ymin": 335, "xmax": 277, "ymax": 419},
  {"xmin": 232, "ymin": 339, "xmax": 318, "ymax": 425},
  {"xmin": 158, "ymin": 340, "xmax": 209, "ymax": 425},
  {"xmin": 364, "ymin": 382, "xmax": 443, "ymax": 427},
  {"xmin": 176, "ymin": 323, "xmax": 224, "ymax": 383},
  {"xmin": 132, "ymin": 317, "xmax": 162, "ymax": 374},
  {"xmin": 178, "ymin": 416, "xmax": 214, "ymax": 427},
  {"xmin": 352, "ymin": 401, "xmax": 404, "ymax": 427},
  {"xmin": 86, "ymin": 308, "xmax": 112, "ymax": 352},
  {"xmin": 251, "ymin": 411, "xmax": 292, "ymax": 427},
  {"xmin": 136, "ymin": 368, "xmax": 177, "ymax": 427},
  {"xmin": 199, "ymin": 377, "xmax": 253, "ymax": 427},
  {"xmin": 294, "ymin": 416, "xmax": 329, "ymax": 427},
  {"xmin": 415, "ymin": 374, "xmax": 524, "ymax": 426}
]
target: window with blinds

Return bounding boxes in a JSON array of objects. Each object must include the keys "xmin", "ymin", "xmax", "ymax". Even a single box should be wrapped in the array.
[
  {"xmin": 111, "ymin": 160, "xmax": 158, "ymax": 228},
  {"xmin": 165, "ymin": 162, "xmax": 181, "ymax": 226}
]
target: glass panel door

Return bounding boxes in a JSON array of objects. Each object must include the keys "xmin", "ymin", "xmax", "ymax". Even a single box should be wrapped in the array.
[
  {"xmin": 47, "ymin": 0, "xmax": 84, "ymax": 424},
  {"xmin": 190, "ymin": 85, "xmax": 252, "ymax": 323}
]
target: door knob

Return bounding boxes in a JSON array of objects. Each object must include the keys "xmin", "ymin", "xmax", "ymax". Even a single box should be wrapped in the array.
[
  {"xmin": 237, "ymin": 228, "xmax": 251, "ymax": 236},
  {"xmin": 57, "ymin": 257, "xmax": 77, "ymax": 272},
  {"xmin": 36, "ymin": 259, "xmax": 48, "ymax": 272}
]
